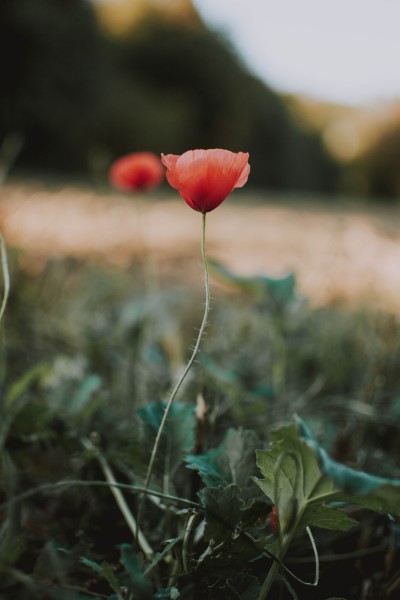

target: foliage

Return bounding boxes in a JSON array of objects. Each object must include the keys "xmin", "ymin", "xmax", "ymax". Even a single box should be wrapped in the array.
[{"xmin": 2, "ymin": 256, "xmax": 400, "ymax": 598}]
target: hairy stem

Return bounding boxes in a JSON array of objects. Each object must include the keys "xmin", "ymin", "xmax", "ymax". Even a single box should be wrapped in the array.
[{"xmin": 139, "ymin": 212, "xmax": 210, "ymax": 526}]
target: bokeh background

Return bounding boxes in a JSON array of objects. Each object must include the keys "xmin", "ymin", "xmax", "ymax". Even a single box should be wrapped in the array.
[
  {"xmin": 1, "ymin": 0, "xmax": 400, "ymax": 311},
  {"xmin": 2, "ymin": 0, "xmax": 400, "ymax": 196}
]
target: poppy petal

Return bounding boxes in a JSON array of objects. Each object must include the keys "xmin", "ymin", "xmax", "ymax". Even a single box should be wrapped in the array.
[
  {"xmin": 110, "ymin": 152, "xmax": 164, "ymax": 192},
  {"xmin": 161, "ymin": 149, "xmax": 250, "ymax": 212}
]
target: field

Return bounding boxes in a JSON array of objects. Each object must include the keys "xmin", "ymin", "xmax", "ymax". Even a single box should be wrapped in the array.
[
  {"xmin": 1, "ymin": 179, "xmax": 400, "ymax": 599},
  {"xmin": 3, "ymin": 180, "xmax": 400, "ymax": 312}
]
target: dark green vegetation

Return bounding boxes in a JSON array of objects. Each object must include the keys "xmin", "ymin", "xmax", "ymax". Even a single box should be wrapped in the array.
[{"xmin": 2, "ymin": 253, "xmax": 400, "ymax": 599}]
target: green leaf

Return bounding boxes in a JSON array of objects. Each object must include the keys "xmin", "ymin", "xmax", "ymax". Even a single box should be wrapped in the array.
[
  {"xmin": 79, "ymin": 555, "xmax": 102, "ymax": 573},
  {"xmin": 144, "ymin": 530, "xmax": 185, "ymax": 575},
  {"xmin": 253, "ymin": 423, "xmax": 356, "ymax": 534},
  {"xmin": 296, "ymin": 415, "xmax": 400, "ymax": 494},
  {"xmin": 77, "ymin": 556, "xmax": 124, "ymax": 598},
  {"xmin": 296, "ymin": 416, "xmax": 400, "ymax": 516},
  {"xmin": 5, "ymin": 363, "xmax": 48, "ymax": 410},
  {"xmin": 186, "ymin": 428, "xmax": 259, "ymax": 488},
  {"xmin": 296, "ymin": 504, "xmax": 358, "ymax": 533},
  {"xmin": 101, "ymin": 561, "xmax": 125, "ymax": 598},
  {"xmin": 137, "ymin": 400, "xmax": 195, "ymax": 479},
  {"xmin": 255, "ymin": 418, "xmax": 400, "ymax": 539},
  {"xmin": 254, "ymin": 423, "xmax": 337, "ymax": 508},
  {"xmin": 0, "ymin": 365, "xmax": 51, "ymax": 450},
  {"xmin": 201, "ymin": 484, "xmax": 269, "ymax": 545},
  {"xmin": 197, "ymin": 483, "xmax": 269, "ymax": 583},
  {"xmin": 119, "ymin": 544, "xmax": 152, "ymax": 599},
  {"xmin": 202, "ymin": 484, "xmax": 246, "ymax": 544},
  {"xmin": 208, "ymin": 259, "xmax": 297, "ymax": 306}
]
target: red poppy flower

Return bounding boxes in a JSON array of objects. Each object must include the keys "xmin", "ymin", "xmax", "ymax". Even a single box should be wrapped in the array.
[
  {"xmin": 161, "ymin": 149, "xmax": 250, "ymax": 212},
  {"xmin": 109, "ymin": 152, "xmax": 164, "ymax": 192}
]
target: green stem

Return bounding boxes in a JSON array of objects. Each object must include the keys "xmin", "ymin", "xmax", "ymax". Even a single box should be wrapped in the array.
[
  {"xmin": 139, "ymin": 212, "xmax": 210, "ymax": 523},
  {"xmin": 258, "ymin": 451, "xmax": 302, "ymax": 600},
  {"xmin": 0, "ymin": 479, "xmax": 202, "ymax": 512},
  {"xmin": 0, "ymin": 232, "xmax": 10, "ymax": 324},
  {"xmin": 82, "ymin": 438, "xmax": 154, "ymax": 559},
  {"xmin": 258, "ymin": 530, "xmax": 295, "ymax": 600}
]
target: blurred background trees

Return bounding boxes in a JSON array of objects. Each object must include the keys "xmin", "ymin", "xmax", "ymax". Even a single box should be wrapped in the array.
[{"xmin": 1, "ymin": 0, "xmax": 399, "ymax": 197}]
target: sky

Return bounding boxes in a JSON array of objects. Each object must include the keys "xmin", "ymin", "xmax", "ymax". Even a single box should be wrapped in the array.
[{"xmin": 193, "ymin": 0, "xmax": 400, "ymax": 106}]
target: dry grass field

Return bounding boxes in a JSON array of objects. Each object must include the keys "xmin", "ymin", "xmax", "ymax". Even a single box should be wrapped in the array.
[{"xmin": 2, "ymin": 178, "xmax": 400, "ymax": 313}]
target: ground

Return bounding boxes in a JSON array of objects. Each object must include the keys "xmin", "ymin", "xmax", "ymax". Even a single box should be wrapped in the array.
[{"xmin": 2, "ymin": 178, "xmax": 400, "ymax": 313}]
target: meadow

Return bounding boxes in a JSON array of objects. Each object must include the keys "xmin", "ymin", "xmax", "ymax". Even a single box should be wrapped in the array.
[{"xmin": 1, "ymin": 178, "xmax": 400, "ymax": 599}]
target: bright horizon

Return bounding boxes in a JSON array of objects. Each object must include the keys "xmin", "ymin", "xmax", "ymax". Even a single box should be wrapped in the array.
[{"xmin": 193, "ymin": 0, "xmax": 400, "ymax": 106}]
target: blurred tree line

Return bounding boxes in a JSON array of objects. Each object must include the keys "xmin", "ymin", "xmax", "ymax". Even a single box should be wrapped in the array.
[
  {"xmin": 0, "ymin": 0, "xmax": 343, "ymax": 192},
  {"xmin": 356, "ymin": 121, "xmax": 400, "ymax": 199}
]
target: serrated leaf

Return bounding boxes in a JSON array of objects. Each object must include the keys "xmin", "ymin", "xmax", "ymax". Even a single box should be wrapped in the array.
[
  {"xmin": 255, "ymin": 418, "xmax": 400, "ymax": 538},
  {"xmin": 200, "ymin": 484, "xmax": 267, "ymax": 575},
  {"xmin": 137, "ymin": 400, "xmax": 195, "ymax": 479},
  {"xmin": 192, "ymin": 484, "xmax": 267, "ymax": 581},
  {"xmin": 296, "ymin": 504, "xmax": 358, "ymax": 532},
  {"xmin": 254, "ymin": 423, "xmax": 337, "ymax": 507},
  {"xmin": 202, "ymin": 484, "xmax": 245, "ymax": 544},
  {"xmin": 296, "ymin": 415, "xmax": 400, "ymax": 515},
  {"xmin": 254, "ymin": 423, "xmax": 355, "ymax": 534},
  {"xmin": 186, "ymin": 428, "xmax": 259, "ymax": 488}
]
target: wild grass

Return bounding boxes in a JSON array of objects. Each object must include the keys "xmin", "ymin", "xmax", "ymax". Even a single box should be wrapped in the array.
[{"xmin": 1, "ymin": 253, "xmax": 400, "ymax": 598}]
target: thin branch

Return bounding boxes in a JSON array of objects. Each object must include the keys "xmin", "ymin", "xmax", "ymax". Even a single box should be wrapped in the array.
[
  {"xmin": 0, "ymin": 479, "xmax": 202, "ymax": 512},
  {"xmin": 83, "ymin": 437, "xmax": 154, "ymax": 559}
]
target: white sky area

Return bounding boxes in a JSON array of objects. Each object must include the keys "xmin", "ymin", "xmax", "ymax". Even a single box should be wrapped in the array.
[{"xmin": 193, "ymin": 0, "xmax": 400, "ymax": 106}]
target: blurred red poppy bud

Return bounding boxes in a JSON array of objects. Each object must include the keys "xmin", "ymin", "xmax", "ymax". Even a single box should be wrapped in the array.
[
  {"xmin": 109, "ymin": 152, "xmax": 164, "ymax": 192},
  {"xmin": 161, "ymin": 148, "xmax": 250, "ymax": 212}
]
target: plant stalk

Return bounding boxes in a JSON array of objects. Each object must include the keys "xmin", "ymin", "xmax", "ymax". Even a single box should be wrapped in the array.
[
  {"xmin": 138, "ymin": 211, "xmax": 210, "ymax": 524},
  {"xmin": 258, "ymin": 531, "xmax": 294, "ymax": 600},
  {"xmin": 82, "ymin": 438, "xmax": 154, "ymax": 559}
]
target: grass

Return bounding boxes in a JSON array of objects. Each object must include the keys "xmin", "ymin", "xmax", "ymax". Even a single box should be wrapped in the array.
[
  {"xmin": 1, "ymin": 247, "xmax": 400, "ymax": 598},
  {"xmin": 1, "ymin": 176, "xmax": 400, "ymax": 598}
]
